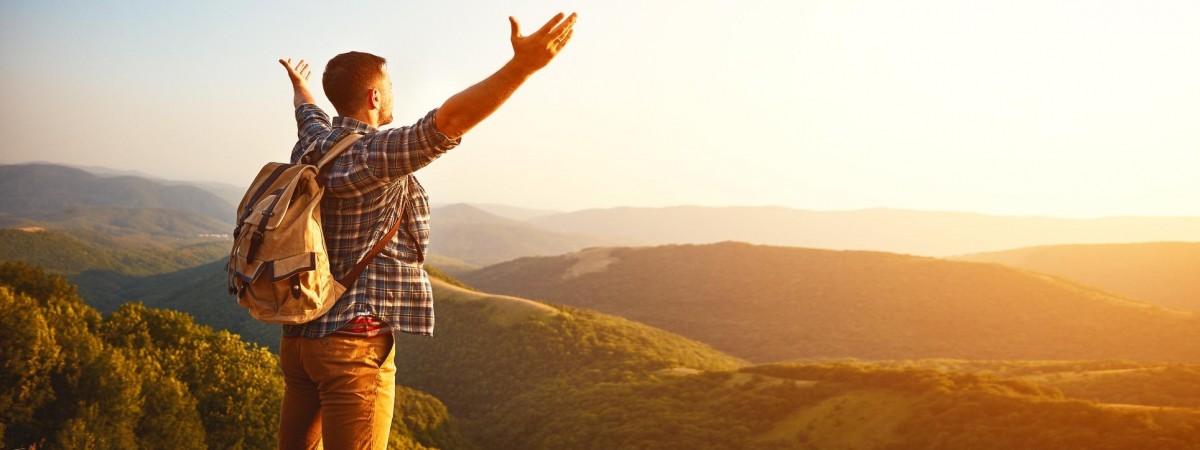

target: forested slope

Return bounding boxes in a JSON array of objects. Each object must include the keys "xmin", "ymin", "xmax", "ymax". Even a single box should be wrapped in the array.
[
  {"xmin": 0, "ymin": 262, "xmax": 469, "ymax": 450},
  {"xmin": 960, "ymin": 241, "xmax": 1200, "ymax": 312},
  {"xmin": 463, "ymin": 242, "xmax": 1200, "ymax": 363}
]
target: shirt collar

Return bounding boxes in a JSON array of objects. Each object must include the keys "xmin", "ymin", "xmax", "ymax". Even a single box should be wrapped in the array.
[{"xmin": 332, "ymin": 116, "xmax": 378, "ymax": 134}]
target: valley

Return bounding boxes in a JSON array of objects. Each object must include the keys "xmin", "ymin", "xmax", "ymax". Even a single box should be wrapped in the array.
[{"xmin": 2, "ymin": 163, "xmax": 1199, "ymax": 449}]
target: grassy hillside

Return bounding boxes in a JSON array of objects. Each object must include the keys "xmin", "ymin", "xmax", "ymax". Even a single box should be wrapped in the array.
[
  {"xmin": 396, "ymin": 279, "xmax": 746, "ymax": 421},
  {"xmin": 530, "ymin": 206, "xmax": 1200, "ymax": 256},
  {"xmin": 429, "ymin": 203, "xmax": 611, "ymax": 266},
  {"xmin": 0, "ymin": 164, "xmax": 233, "ymax": 223},
  {"xmin": 462, "ymin": 242, "xmax": 1200, "ymax": 363},
  {"xmin": 425, "ymin": 252, "xmax": 481, "ymax": 277},
  {"xmin": 959, "ymin": 241, "xmax": 1200, "ymax": 313}
]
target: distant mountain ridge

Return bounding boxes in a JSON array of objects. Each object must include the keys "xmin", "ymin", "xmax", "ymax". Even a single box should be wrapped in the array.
[
  {"xmin": 462, "ymin": 242, "xmax": 1200, "ymax": 364},
  {"xmin": 429, "ymin": 203, "xmax": 611, "ymax": 266},
  {"xmin": 13, "ymin": 162, "xmax": 1200, "ymax": 262},
  {"xmin": 959, "ymin": 242, "xmax": 1200, "ymax": 313},
  {"xmin": 0, "ymin": 164, "xmax": 234, "ymax": 223},
  {"xmin": 530, "ymin": 206, "xmax": 1200, "ymax": 257}
]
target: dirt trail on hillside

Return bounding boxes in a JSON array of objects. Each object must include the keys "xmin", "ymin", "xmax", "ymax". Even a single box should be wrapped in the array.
[{"xmin": 564, "ymin": 247, "xmax": 618, "ymax": 279}]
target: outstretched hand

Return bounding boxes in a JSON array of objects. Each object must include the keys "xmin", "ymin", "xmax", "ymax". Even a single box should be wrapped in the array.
[
  {"xmin": 509, "ymin": 12, "xmax": 577, "ymax": 73},
  {"xmin": 279, "ymin": 58, "xmax": 317, "ymax": 108}
]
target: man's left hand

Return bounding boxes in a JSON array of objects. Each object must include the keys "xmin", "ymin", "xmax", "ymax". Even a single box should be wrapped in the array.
[{"xmin": 280, "ymin": 58, "xmax": 317, "ymax": 108}]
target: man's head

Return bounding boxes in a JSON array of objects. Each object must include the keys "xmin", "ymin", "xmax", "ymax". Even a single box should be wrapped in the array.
[{"xmin": 322, "ymin": 51, "xmax": 393, "ymax": 126}]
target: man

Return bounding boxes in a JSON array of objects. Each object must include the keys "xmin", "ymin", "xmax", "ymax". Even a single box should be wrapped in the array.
[{"xmin": 275, "ymin": 12, "xmax": 576, "ymax": 449}]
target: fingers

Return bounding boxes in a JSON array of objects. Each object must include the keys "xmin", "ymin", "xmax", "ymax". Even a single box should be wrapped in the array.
[
  {"xmin": 554, "ymin": 28, "xmax": 575, "ymax": 50},
  {"xmin": 533, "ymin": 12, "xmax": 566, "ymax": 37},
  {"xmin": 550, "ymin": 12, "xmax": 577, "ymax": 38},
  {"xmin": 279, "ymin": 58, "xmax": 312, "ymax": 81},
  {"xmin": 296, "ymin": 60, "xmax": 310, "ymax": 79},
  {"xmin": 509, "ymin": 16, "xmax": 520, "ymax": 40}
]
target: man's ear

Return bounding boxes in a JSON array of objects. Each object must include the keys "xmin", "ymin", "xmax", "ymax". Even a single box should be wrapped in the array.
[{"xmin": 368, "ymin": 88, "xmax": 381, "ymax": 110}]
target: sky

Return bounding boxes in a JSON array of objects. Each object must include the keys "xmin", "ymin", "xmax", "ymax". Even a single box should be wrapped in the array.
[{"xmin": 1, "ymin": 0, "xmax": 1198, "ymax": 218}]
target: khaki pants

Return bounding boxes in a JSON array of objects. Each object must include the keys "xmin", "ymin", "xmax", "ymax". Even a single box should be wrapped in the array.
[{"xmin": 278, "ymin": 333, "xmax": 396, "ymax": 450}]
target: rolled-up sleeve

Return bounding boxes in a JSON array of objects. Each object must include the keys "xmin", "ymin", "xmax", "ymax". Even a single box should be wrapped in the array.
[
  {"xmin": 364, "ymin": 109, "xmax": 461, "ymax": 181},
  {"xmin": 290, "ymin": 104, "xmax": 333, "ymax": 163}
]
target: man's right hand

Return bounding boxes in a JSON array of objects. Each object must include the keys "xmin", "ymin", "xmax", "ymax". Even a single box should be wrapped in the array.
[
  {"xmin": 279, "ymin": 58, "xmax": 317, "ymax": 108},
  {"xmin": 433, "ymin": 12, "xmax": 578, "ymax": 139},
  {"xmin": 509, "ymin": 12, "xmax": 577, "ymax": 74}
]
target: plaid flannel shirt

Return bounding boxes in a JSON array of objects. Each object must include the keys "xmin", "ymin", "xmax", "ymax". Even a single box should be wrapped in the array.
[{"xmin": 282, "ymin": 103, "xmax": 459, "ymax": 338}]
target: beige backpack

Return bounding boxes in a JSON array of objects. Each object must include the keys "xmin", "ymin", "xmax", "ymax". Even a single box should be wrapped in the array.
[{"xmin": 225, "ymin": 134, "xmax": 400, "ymax": 324}]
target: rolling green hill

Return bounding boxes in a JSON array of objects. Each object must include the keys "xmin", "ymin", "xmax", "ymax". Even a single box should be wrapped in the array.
[
  {"xmin": 958, "ymin": 242, "xmax": 1200, "ymax": 313},
  {"xmin": 0, "ymin": 228, "xmax": 228, "ymax": 276},
  {"xmin": 461, "ymin": 242, "xmax": 1200, "ymax": 363}
]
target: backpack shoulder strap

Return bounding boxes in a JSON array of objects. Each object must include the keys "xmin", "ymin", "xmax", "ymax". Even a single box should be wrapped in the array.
[
  {"xmin": 315, "ymin": 133, "xmax": 365, "ymax": 169},
  {"xmin": 298, "ymin": 133, "xmax": 366, "ymax": 168}
]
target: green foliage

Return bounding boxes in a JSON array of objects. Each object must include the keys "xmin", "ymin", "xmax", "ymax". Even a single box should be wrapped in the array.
[
  {"xmin": 0, "ymin": 263, "xmax": 251, "ymax": 449},
  {"xmin": 100, "ymin": 303, "xmax": 281, "ymax": 449},
  {"xmin": 136, "ymin": 371, "xmax": 207, "ymax": 450},
  {"xmin": 0, "ymin": 262, "xmax": 469, "ymax": 450},
  {"xmin": 0, "ymin": 287, "xmax": 59, "ymax": 442},
  {"xmin": 390, "ymin": 386, "xmax": 475, "ymax": 450},
  {"xmin": 0, "ymin": 260, "xmax": 84, "ymax": 301}
]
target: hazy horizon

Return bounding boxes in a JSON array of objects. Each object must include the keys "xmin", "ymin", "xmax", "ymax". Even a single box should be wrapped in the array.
[
  {"xmin": 3, "ymin": 0, "xmax": 1198, "ymax": 218},
  {"xmin": 7, "ymin": 158, "xmax": 1200, "ymax": 221}
]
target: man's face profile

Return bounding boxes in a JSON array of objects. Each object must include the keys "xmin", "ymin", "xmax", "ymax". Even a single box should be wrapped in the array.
[{"xmin": 377, "ymin": 66, "xmax": 394, "ymax": 126}]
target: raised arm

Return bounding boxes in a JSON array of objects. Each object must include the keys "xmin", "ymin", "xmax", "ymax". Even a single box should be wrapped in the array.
[
  {"xmin": 433, "ymin": 12, "xmax": 578, "ymax": 140},
  {"xmin": 280, "ymin": 58, "xmax": 317, "ymax": 108}
]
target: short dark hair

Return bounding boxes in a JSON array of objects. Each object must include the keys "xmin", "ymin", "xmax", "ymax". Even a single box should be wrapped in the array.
[{"xmin": 322, "ymin": 51, "xmax": 387, "ymax": 114}]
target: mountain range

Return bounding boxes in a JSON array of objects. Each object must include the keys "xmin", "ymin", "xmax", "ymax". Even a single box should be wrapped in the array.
[
  {"xmin": 462, "ymin": 241, "xmax": 1200, "ymax": 364},
  {"xmin": 428, "ymin": 203, "xmax": 609, "ymax": 267},
  {"xmin": 530, "ymin": 206, "xmax": 1200, "ymax": 256},
  {"xmin": 0, "ymin": 164, "xmax": 233, "ymax": 224},
  {"xmin": 10, "ymin": 162, "xmax": 1200, "ymax": 264}
]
